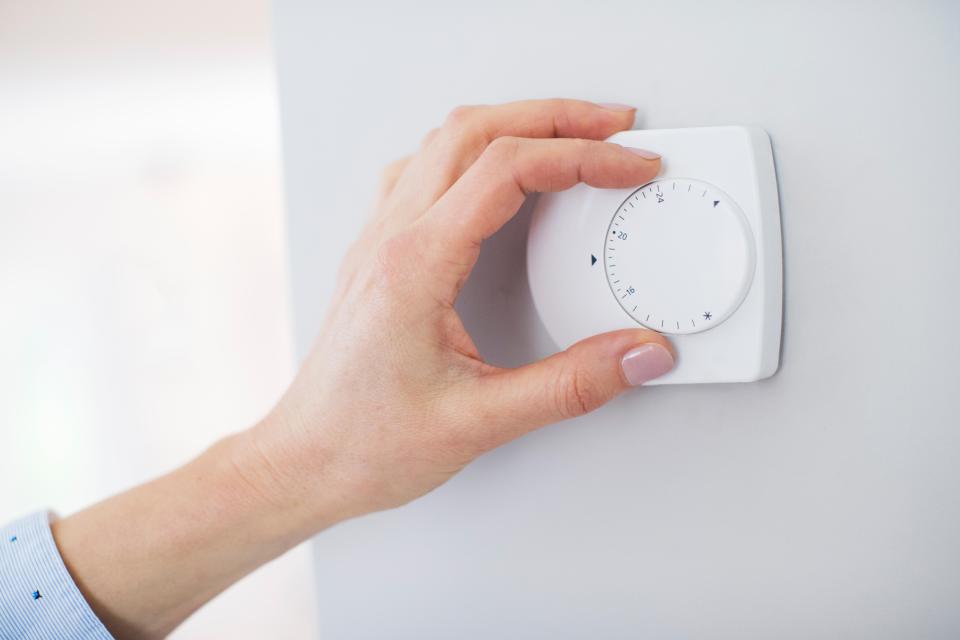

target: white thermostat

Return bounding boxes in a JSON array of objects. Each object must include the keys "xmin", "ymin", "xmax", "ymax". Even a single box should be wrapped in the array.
[{"xmin": 527, "ymin": 126, "xmax": 782, "ymax": 384}]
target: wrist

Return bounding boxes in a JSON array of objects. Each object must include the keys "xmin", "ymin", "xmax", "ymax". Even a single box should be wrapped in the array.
[
  {"xmin": 50, "ymin": 425, "xmax": 333, "ymax": 638},
  {"xmin": 213, "ymin": 415, "xmax": 352, "ymax": 544}
]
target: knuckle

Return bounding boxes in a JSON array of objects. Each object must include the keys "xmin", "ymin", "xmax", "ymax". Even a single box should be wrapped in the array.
[
  {"xmin": 555, "ymin": 366, "xmax": 603, "ymax": 419},
  {"xmin": 550, "ymin": 106, "xmax": 573, "ymax": 137},
  {"xmin": 440, "ymin": 106, "xmax": 490, "ymax": 151},
  {"xmin": 374, "ymin": 231, "xmax": 414, "ymax": 276},
  {"xmin": 484, "ymin": 135, "xmax": 521, "ymax": 162},
  {"xmin": 444, "ymin": 104, "xmax": 477, "ymax": 128}
]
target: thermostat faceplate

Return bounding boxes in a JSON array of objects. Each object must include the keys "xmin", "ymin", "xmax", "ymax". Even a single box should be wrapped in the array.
[{"xmin": 527, "ymin": 126, "xmax": 782, "ymax": 384}]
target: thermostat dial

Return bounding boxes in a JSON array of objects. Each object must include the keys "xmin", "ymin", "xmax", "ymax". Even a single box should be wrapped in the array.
[
  {"xmin": 527, "ymin": 126, "xmax": 783, "ymax": 384},
  {"xmin": 604, "ymin": 178, "xmax": 755, "ymax": 335}
]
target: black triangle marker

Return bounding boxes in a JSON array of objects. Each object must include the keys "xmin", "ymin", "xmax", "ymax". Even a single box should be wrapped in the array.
[
  {"xmin": 713, "ymin": 200, "xmax": 720, "ymax": 207},
  {"xmin": 590, "ymin": 254, "xmax": 597, "ymax": 266}
]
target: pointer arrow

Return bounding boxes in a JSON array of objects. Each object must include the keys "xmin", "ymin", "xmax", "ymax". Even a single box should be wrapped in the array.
[
  {"xmin": 590, "ymin": 254, "xmax": 597, "ymax": 266},
  {"xmin": 713, "ymin": 200, "xmax": 720, "ymax": 207}
]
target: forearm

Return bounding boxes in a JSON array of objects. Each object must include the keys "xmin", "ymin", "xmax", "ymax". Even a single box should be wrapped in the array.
[
  {"xmin": 50, "ymin": 423, "xmax": 329, "ymax": 639},
  {"xmin": 30, "ymin": 98, "xmax": 672, "ymax": 640}
]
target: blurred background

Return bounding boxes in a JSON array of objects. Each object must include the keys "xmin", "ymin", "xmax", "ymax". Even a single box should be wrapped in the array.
[{"xmin": 0, "ymin": 1, "xmax": 317, "ymax": 636}]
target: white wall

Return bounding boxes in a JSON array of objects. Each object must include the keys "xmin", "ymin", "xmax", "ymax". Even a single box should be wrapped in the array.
[
  {"xmin": 0, "ymin": 2, "xmax": 316, "ymax": 637},
  {"xmin": 274, "ymin": 1, "xmax": 960, "ymax": 638}
]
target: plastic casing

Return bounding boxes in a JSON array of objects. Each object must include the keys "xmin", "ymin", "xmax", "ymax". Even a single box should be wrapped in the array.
[{"xmin": 527, "ymin": 126, "xmax": 782, "ymax": 384}]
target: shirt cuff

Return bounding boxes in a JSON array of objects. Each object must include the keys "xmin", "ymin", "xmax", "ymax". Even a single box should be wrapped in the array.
[{"xmin": 1, "ymin": 511, "xmax": 113, "ymax": 639}]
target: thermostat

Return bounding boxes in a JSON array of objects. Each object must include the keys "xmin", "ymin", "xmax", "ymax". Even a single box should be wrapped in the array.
[{"xmin": 527, "ymin": 126, "xmax": 782, "ymax": 384}]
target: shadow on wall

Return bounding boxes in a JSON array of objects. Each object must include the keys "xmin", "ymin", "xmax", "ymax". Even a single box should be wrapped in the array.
[{"xmin": 456, "ymin": 198, "xmax": 556, "ymax": 369}]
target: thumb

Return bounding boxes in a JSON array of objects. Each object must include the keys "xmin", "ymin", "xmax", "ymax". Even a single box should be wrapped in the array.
[{"xmin": 475, "ymin": 329, "xmax": 675, "ymax": 443}]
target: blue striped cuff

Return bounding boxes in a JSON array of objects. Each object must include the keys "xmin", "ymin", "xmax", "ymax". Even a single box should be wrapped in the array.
[{"xmin": 1, "ymin": 511, "xmax": 113, "ymax": 639}]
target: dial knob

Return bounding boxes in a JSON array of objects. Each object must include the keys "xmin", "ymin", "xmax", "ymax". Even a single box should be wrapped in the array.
[{"xmin": 604, "ymin": 178, "xmax": 755, "ymax": 335}]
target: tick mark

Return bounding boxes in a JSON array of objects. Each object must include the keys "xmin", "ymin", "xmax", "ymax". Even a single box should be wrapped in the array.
[
  {"xmin": 632, "ymin": 305, "xmax": 637, "ymax": 312},
  {"xmin": 641, "ymin": 191, "xmax": 646, "ymax": 199},
  {"xmin": 676, "ymin": 321, "xmax": 680, "ymax": 329},
  {"xmin": 617, "ymin": 215, "xmax": 625, "ymax": 220},
  {"xmin": 645, "ymin": 314, "xmax": 650, "ymax": 321},
  {"xmin": 687, "ymin": 184, "xmax": 692, "ymax": 192},
  {"xmin": 702, "ymin": 190, "xmax": 707, "ymax": 197},
  {"xmin": 691, "ymin": 319, "xmax": 697, "ymax": 327},
  {"xmin": 661, "ymin": 319, "xmax": 665, "ymax": 327}
]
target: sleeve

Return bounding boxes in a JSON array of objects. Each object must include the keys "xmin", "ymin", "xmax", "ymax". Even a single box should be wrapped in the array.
[{"xmin": 0, "ymin": 511, "xmax": 113, "ymax": 639}]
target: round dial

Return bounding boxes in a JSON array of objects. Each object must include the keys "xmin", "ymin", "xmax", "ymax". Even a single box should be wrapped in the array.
[{"xmin": 604, "ymin": 178, "xmax": 755, "ymax": 335}]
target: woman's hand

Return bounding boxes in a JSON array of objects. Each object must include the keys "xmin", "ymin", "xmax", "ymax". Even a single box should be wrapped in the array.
[
  {"xmin": 247, "ymin": 99, "xmax": 675, "ymax": 529},
  {"xmin": 51, "ymin": 99, "xmax": 675, "ymax": 639}
]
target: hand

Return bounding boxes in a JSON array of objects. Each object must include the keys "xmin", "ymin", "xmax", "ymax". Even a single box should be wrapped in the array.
[
  {"xmin": 247, "ymin": 99, "xmax": 676, "ymax": 529},
  {"xmin": 50, "ymin": 99, "xmax": 676, "ymax": 639}
]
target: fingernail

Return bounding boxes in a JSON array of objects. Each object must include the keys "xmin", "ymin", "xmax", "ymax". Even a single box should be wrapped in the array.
[
  {"xmin": 596, "ymin": 102, "xmax": 635, "ymax": 112},
  {"xmin": 621, "ymin": 344, "xmax": 674, "ymax": 386},
  {"xmin": 624, "ymin": 147, "xmax": 661, "ymax": 160}
]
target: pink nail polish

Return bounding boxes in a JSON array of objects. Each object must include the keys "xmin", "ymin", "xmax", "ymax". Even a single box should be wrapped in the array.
[
  {"xmin": 621, "ymin": 344, "xmax": 674, "ymax": 386},
  {"xmin": 596, "ymin": 102, "xmax": 636, "ymax": 112},
  {"xmin": 624, "ymin": 147, "xmax": 661, "ymax": 160}
]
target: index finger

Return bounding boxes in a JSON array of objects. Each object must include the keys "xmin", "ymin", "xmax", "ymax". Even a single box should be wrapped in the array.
[
  {"xmin": 416, "ymin": 136, "xmax": 661, "ymax": 300},
  {"xmin": 386, "ymin": 100, "xmax": 639, "ymax": 223}
]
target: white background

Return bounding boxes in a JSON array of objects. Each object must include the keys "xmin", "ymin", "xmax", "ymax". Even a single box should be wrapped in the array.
[
  {"xmin": 275, "ymin": 1, "xmax": 960, "ymax": 638},
  {"xmin": 1, "ymin": 2, "xmax": 316, "ymax": 637}
]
